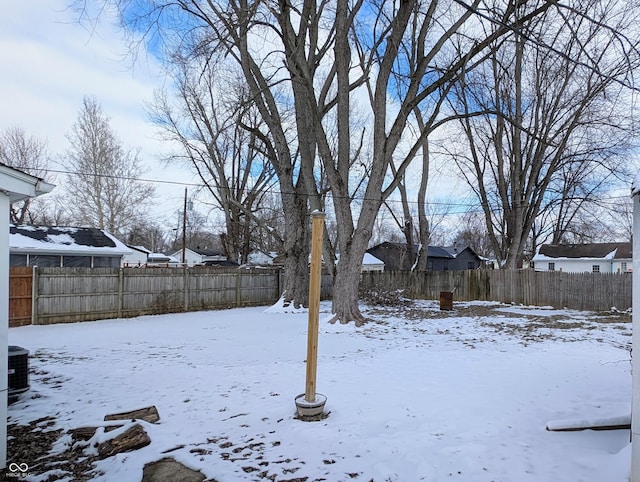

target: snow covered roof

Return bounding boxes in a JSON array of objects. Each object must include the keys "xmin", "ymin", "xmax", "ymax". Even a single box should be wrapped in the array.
[
  {"xmin": 532, "ymin": 243, "xmax": 631, "ymax": 261},
  {"xmin": 247, "ymin": 251, "xmax": 276, "ymax": 265},
  {"xmin": 189, "ymin": 247, "xmax": 225, "ymax": 257},
  {"xmin": 127, "ymin": 245, "xmax": 152, "ymax": 254},
  {"xmin": 10, "ymin": 225, "xmax": 131, "ymax": 256},
  {"xmin": 369, "ymin": 242, "xmax": 456, "ymax": 259}
]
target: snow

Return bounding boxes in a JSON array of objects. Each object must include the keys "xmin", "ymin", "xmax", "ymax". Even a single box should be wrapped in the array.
[
  {"xmin": 10, "ymin": 226, "xmax": 130, "ymax": 255},
  {"xmin": 8, "ymin": 300, "xmax": 632, "ymax": 481}
]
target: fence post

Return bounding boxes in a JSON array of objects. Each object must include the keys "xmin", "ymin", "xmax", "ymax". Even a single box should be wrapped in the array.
[
  {"xmin": 183, "ymin": 268, "xmax": 189, "ymax": 312},
  {"xmin": 117, "ymin": 268, "xmax": 124, "ymax": 318},
  {"xmin": 236, "ymin": 269, "xmax": 242, "ymax": 307},
  {"xmin": 31, "ymin": 266, "xmax": 38, "ymax": 325},
  {"xmin": 277, "ymin": 268, "xmax": 281, "ymax": 299}
]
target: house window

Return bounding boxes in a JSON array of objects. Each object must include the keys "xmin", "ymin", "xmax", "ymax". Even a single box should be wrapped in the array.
[
  {"xmin": 592, "ymin": 265, "xmax": 600, "ymax": 273},
  {"xmin": 443, "ymin": 260, "xmax": 449, "ymax": 271},
  {"xmin": 548, "ymin": 262, "xmax": 555, "ymax": 271},
  {"xmin": 63, "ymin": 256, "xmax": 92, "ymax": 267},
  {"xmin": 467, "ymin": 261, "xmax": 475, "ymax": 269},
  {"xmin": 10, "ymin": 254, "xmax": 27, "ymax": 267},
  {"xmin": 29, "ymin": 255, "xmax": 61, "ymax": 267},
  {"xmin": 621, "ymin": 262, "xmax": 628, "ymax": 272},
  {"xmin": 94, "ymin": 257, "xmax": 120, "ymax": 268}
]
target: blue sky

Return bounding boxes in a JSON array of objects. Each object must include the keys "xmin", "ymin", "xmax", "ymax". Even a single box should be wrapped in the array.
[
  {"xmin": 0, "ymin": 1, "xmax": 478, "ymax": 238},
  {"xmin": 0, "ymin": 1, "xmax": 195, "ymax": 224}
]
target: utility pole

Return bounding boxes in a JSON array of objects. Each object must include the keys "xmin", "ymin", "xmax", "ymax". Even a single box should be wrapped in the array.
[{"xmin": 182, "ymin": 187, "xmax": 187, "ymax": 266}]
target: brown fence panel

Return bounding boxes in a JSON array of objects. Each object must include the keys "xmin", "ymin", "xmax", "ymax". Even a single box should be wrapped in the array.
[
  {"xmin": 17, "ymin": 267, "xmax": 633, "ymax": 326},
  {"xmin": 30, "ymin": 266, "xmax": 283, "ymax": 325},
  {"xmin": 359, "ymin": 269, "xmax": 632, "ymax": 312},
  {"xmin": 9, "ymin": 267, "xmax": 33, "ymax": 327}
]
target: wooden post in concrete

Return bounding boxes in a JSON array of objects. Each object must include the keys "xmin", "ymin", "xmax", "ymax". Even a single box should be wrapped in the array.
[{"xmin": 305, "ymin": 211, "xmax": 325, "ymax": 402}]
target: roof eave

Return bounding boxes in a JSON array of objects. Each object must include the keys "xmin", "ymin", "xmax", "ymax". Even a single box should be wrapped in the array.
[{"xmin": 0, "ymin": 165, "xmax": 55, "ymax": 202}]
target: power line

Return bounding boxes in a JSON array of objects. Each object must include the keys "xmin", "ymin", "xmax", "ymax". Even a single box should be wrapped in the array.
[{"xmin": 43, "ymin": 166, "xmax": 632, "ymax": 212}]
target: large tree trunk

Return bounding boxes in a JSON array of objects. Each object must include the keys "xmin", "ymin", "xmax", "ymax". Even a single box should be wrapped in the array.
[
  {"xmin": 331, "ymin": 260, "xmax": 365, "ymax": 326},
  {"xmin": 330, "ymin": 230, "xmax": 371, "ymax": 326},
  {"xmin": 280, "ymin": 186, "xmax": 310, "ymax": 308}
]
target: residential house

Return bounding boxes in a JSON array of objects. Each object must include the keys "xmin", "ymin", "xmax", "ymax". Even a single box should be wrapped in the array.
[
  {"xmin": 122, "ymin": 245, "xmax": 152, "ymax": 267},
  {"xmin": 366, "ymin": 242, "xmax": 483, "ymax": 271},
  {"xmin": 532, "ymin": 243, "xmax": 632, "ymax": 273},
  {"xmin": 247, "ymin": 250, "xmax": 277, "ymax": 266},
  {"xmin": 270, "ymin": 251, "xmax": 385, "ymax": 272},
  {"xmin": 1, "ymin": 165, "xmax": 54, "ymax": 469},
  {"xmin": 10, "ymin": 225, "xmax": 130, "ymax": 268},
  {"xmin": 169, "ymin": 247, "xmax": 226, "ymax": 267},
  {"xmin": 146, "ymin": 253, "xmax": 181, "ymax": 267},
  {"xmin": 362, "ymin": 252, "xmax": 385, "ymax": 272}
]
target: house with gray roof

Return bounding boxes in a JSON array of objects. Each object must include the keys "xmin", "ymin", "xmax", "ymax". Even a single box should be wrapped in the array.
[
  {"xmin": 366, "ymin": 242, "xmax": 483, "ymax": 271},
  {"xmin": 532, "ymin": 242, "xmax": 632, "ymax": 273},
  {"xmin": 10, "ymin": 225, "xmax": 131, "ymax": 268}
]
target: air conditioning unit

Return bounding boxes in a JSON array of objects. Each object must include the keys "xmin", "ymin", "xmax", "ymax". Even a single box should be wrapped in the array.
[{"xmin": 8, "ymin": 345, "xmax": 29, "ymax": 404}]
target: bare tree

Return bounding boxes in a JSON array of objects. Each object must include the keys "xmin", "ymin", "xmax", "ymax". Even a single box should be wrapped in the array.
[
  {"xmin": 63, "ymin": 96, "xmax": 156, "ymax": 237},
  {"xmin": 126, "ymin": 220, "xmax": 170, "ymax": 252},
  {"xmin": 78, "ymin": 0, "xmax": 552, "ymax": 323},
  {"xmin": 0, "ymin": 126, "xmax": 51, "ymax": 224},
  {"xmin": 149, "ymin": 58, "xmax": 277, "ymax": 264},
  {"xmin": 451, "ymin": 211, "xmax": 493, "ymax": 259},
  {"xmin": 447, "ymin": 0, "xmax": 638, "ymax": 268}
]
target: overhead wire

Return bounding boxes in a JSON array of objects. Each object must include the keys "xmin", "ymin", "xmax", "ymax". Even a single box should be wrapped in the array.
[{"xmin": 42, "ymin": 166, "xmax": 631, "ymax": 214}]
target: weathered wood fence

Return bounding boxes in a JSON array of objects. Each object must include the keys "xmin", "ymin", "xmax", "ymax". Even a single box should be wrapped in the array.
[
  {"xmin": 9, "ymin": 267, "xmax": 632, "ymax": 326},
  {"xmin": 20, "ymin": 267, "xmax": 282, "ymax": 325},
  {"xmin": 360, "ymin": 270, "xmax": 632, "ymax": 311}
]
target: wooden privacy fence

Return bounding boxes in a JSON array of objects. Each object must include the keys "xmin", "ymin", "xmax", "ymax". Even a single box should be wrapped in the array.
[
  {"xmin": 9, "ymin": 267, "xmax": 33, "ymax": 327},
  {"xmin": 9, "ymin": 267, "xmax": 632, "ymax": 326},
  {"xmin": 360, "ymin": 270, "xmax": 632, "ymax": 311},
  {"xmin": 11, "ymin": 266, "xmax": 282, "ymax": 326}
]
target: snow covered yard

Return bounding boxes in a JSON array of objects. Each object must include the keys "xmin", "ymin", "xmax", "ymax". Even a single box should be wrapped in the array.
[{"xmin": 7, "ymin": 300, "xmax": 633, "ymax": 481}]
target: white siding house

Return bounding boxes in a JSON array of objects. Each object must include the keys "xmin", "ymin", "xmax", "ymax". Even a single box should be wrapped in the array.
[
  {"xmin": 169, "ymin": 247, "xmax": 226, "ymax": 267},
  {"xmin": 532, "ymin": 243, "xmax": 632, "ymax": 273},
  {"xmin": 362, "ymin": 252, "xmax": 385, "ymax": 272},
  {"xmin": 122, "ymin": 245, "xmax": 151, "ymax": 267},
  {"xmin": 0, "ymin": 164, "xmax": 54, "ymax": 470}
]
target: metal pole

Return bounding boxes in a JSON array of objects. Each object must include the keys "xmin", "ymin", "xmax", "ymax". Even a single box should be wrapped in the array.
[
  {"xmin": 305, "ymin": 211, "xmax": 325, "ymax": 402},
  {"xmin": 182, "ymin": 187, "xmax": 187, "ymax": 266}
]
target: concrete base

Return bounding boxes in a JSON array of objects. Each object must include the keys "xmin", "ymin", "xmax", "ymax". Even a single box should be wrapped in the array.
[{"xmin": 295, "ymin": 393, "xmax": 327, "ymax": 420}]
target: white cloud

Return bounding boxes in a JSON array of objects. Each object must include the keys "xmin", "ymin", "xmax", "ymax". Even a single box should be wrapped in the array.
[{"xmin": 0, "ymin": 0, "xmax": 197, "ymax": 225}]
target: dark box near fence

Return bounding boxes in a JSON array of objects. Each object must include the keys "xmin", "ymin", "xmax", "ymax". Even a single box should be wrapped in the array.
[
  {"xmin": 439, "ymin": 291, "xmax": 453, "ymax": 310},
  {"xmin": 8, "ymin": 345, "xmax": 29, "ymax": 403}
]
